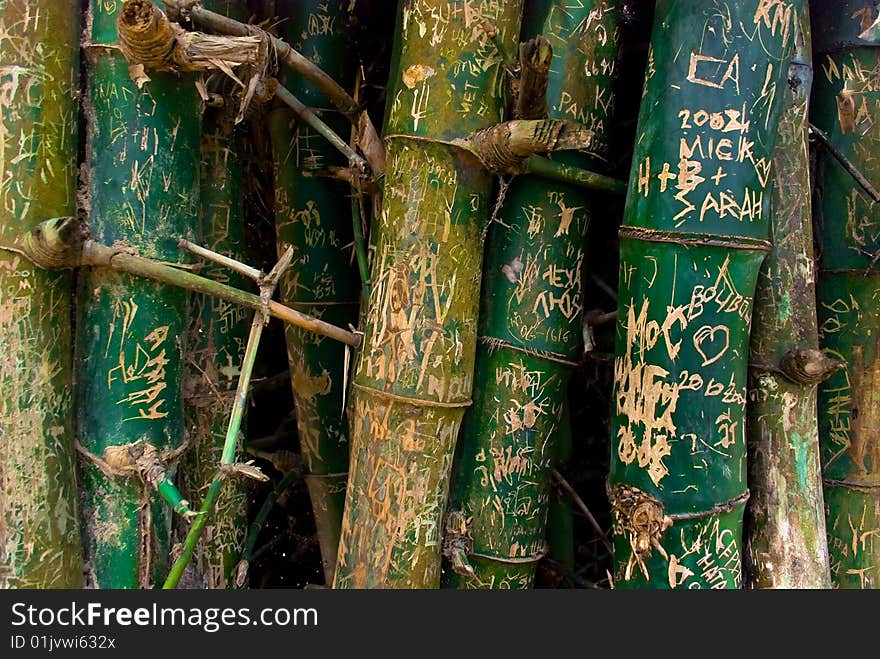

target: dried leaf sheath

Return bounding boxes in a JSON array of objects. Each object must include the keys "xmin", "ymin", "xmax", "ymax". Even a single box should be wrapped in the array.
[
  {"xmin": 268, "ymin": 0, "xmax": 360, "ymax": 586},
  {"xmin": 812, "ymin": 1, "xmax": 880, "ymax": 590},
  {"xmin": 77, "ymin": 0, "xmax": 201, "ymax": 588},
  {"xmin": 608, "ymin": 0, "xmax": 800, "ymax": 589},
  {"xmin": 443, "ymin": 0, "xmax": 622, "ymax": 589},
  {"xmin": 333, "ymin": 0, "xmax": 524, "ymax": 589},
  {"xmin": 744, "ymin": 6, "xmax": 832, "ymax": 589},
  {"xmin": 0, "ymin": 0, "xmax": 84, "ymax": 588}
]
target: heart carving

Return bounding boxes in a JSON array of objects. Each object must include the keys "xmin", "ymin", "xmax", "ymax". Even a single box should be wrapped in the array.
[{"xmin": 693, "ymin": 324, "xmax": 730, "ymax": 366}]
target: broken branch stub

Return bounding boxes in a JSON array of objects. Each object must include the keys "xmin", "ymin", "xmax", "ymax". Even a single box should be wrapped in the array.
[
  {"xmin": 117, "ymin": 0, "xmax": 262, "ymax": 74},
  {"xmin": 460, "ymin": 119, "xmax": 594, "ymax": 174},
  {"xmin": 514, "ymin": 36, "xmax": 552, "ymax": 120}
]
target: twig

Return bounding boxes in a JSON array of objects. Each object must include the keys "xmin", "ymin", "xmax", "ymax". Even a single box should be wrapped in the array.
[
  {"xmin": 591, "ymin": 274, "xmax": 618, "ymax": 302},
  {"xmin": 551, "ymin": 468, "xmax": 614, "ymax": 555},
  {"xmin": 810, "ymin": 122, "xmax": 880, "ymax": 202},
  {"xmin": 585, "ymin": 309, "xmax": 617, "ymax": 327},
  {"xmin": 480, "ymin": 17, "xmax": 517, "ymax": 75},
  {"xmin": 164, "ymin": 249, "xmax": 294, "ymax": 589},
  {"xmin": 274, "ymin": 83, "xmax": 369, "ymax": 175},
  {"xmin": 179, "ymin": 238, "xmax": 262, "ymax": 281}
]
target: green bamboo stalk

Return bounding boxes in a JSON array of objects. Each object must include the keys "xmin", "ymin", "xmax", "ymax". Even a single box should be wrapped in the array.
[
  {"xmin": 0, "ymin": 0, "xmax": 84, "ymax": 588},
  {"xmin": 547, "ymin": 406, "xmax": 575, "ymax": 580},
  {"xmin": 812, "ymin": 1, "xmax": 880, "ymax": 589},
  {"xmin": 608, "ymin": 0, "xmax": 801, "ymax": 589},
  {"xmin": 177, "ymin": 0, "xmax": 251, "ymax": 590},
  {"xmin": 443, "ymin": 0, "xmax": 622, "ymax": 590},
  {"xmin": 75, "ymin": 0, "xmax": 202, "ymax": 588},
  {"xmin": 744, "ymin": 6, "xmax": 833, "ymax": 589},
  {"xmin": 267, "ymin": 0, "xmax": 361, "ymax": 586},
  {"xmin": 334, "ymin": 0, "xmax": 524, "ymax": 589}
]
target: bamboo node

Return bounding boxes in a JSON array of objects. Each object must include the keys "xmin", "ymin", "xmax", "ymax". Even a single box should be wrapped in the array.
[
  {"xmin": 103, "ymin": 441, "xmax": 168, "ymax": 489},
  {"xmin": 780, "ymin": 347, "xmax": 846, "ymax": 386},
  {"xmin": 117, "ymin": 0, "xmax": 265, "ymax": 81},
  {"xmin": 609, "ymin": 484, "xmax": 672, "ymax": 582},
  {"xmin": 459, "ymin": 119, "xmax": 594, "ymax": 175},
  {"xmin": 21, "ymin": 217, "xmax": 86, "ymax": 269}
]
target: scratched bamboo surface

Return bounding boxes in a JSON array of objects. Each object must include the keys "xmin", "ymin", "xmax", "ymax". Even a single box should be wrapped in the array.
[
  {"xmin": 334, "ymin": 0, "xmax": 524, "ymax": 589},
  {"xmin": 0, "ymin": 0, "xmax": 84, "ymax": 588},
  {"xmin": 269, "ymin": 0, "xmax": 360, "ymax": 586},
  {"xmin": 608, "ymin": 0, "xmax": 800, "ymax": 589},
  {"xmin": 77, "ymin": 0, "xmax": 201, "ymax": 588},
  {"xmin": 744, "ymin": 6, "xmax": 831, "ymax": 589},
  {"xmin": 812, "ymin": 0, "xmax": 880, "ymax": 590},
  {"xmin": 180, "ymin": 0, "xmax": 251, "ymax": 591},
  {"xmin": 444, "ymin": 0, "xmax": 621, "ymax": 589}
]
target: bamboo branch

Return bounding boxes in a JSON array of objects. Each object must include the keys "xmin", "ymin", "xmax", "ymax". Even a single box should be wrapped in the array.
[
  {"xmin": 163, "ymin": 249, "xmax": 293, "ymax": 589},
  {"xmin": 460, "ymin": 119, "xmax": 594, "ymax": 172},
  {"xmin": 779, "ymin": 347, "xmax": 846, "ymax": 386},
  {"xmin": 179, "ymin": 238, "xmax": 263, "ymax": 281},
  {"xmin": 184, "ymin": 4, "xmax": 358, "ymax": 114},
  {"xmin": 810, "ymin": 122, "xmax": 880, "ymax": 202},
  {"xmin": 164, "ymin": 2, "xmax": 386, "ymax": 174},
  {"xmin": 455, "ymin": 119, "xmax": 627, "ymax": 194},
  {"xmin": 274, "ymin": 83, "xmax": 369, "ymax": 175},
  {"xmin": 19, "ymin": 218, "xmax": 361, "ymax": 347}
]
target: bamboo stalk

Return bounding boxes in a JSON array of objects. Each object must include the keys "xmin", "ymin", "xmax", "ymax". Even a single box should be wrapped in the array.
[
  {"xmin": 75, "ymin": 0, "xmax": 203, "ymax": 588},
  {"xmin": 442, "ymin": 0, "xmax": 622, "ymax": 590},
  {"xmin": 608, "ymin": 0, "xmax": 801, "ymax": 589},
  {"xmin": 268, "ymin": 0, "xmax": 362, "ymax": 585},
  {"xmin": 744, "ymin": 6, "xmax": 833, "ymax": 589},
  {"xmin": 0, "ymin": 0, "xmax": 84, "ymax": 588},
  {"xmin": 177, "ymin": 0, "xmax": 253, "ymax": 590},
  {"xmin": 334, "ymin": 0, "xmax": 525, "ymax": 589},
  {"xmin": 812, "ymin": 1, "xmax": 880, "ymax": 589}
]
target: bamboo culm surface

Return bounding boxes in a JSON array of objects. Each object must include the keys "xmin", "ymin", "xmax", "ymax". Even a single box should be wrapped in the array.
[
  {"xmin": 269, "ymin": 0, "xmax": 360, "ymax": 587},
  {"xmin": 812, "ymin": 0, "xmax": 880, "ymax": 589},
  {"xmin": 744, "ymin": 5, "xmax": 832, "ymax": 589},
  {"xmin": 334, "ymin": 0, "xmax": 525, "ymax": 589},
  {"xmin": 0, "ymin": 0, "xmax": 84, "ymax": 588},
  {"xmin": 443, "ymin": 0, "xmax": 622, "ymax": 589},
  {"xmin": 76, "ymin": 0, "xmax": 201, "ymax": 588},
  {"xmin": 608, "ymin": 0, "xmax": 801, "ymax": 589}
]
